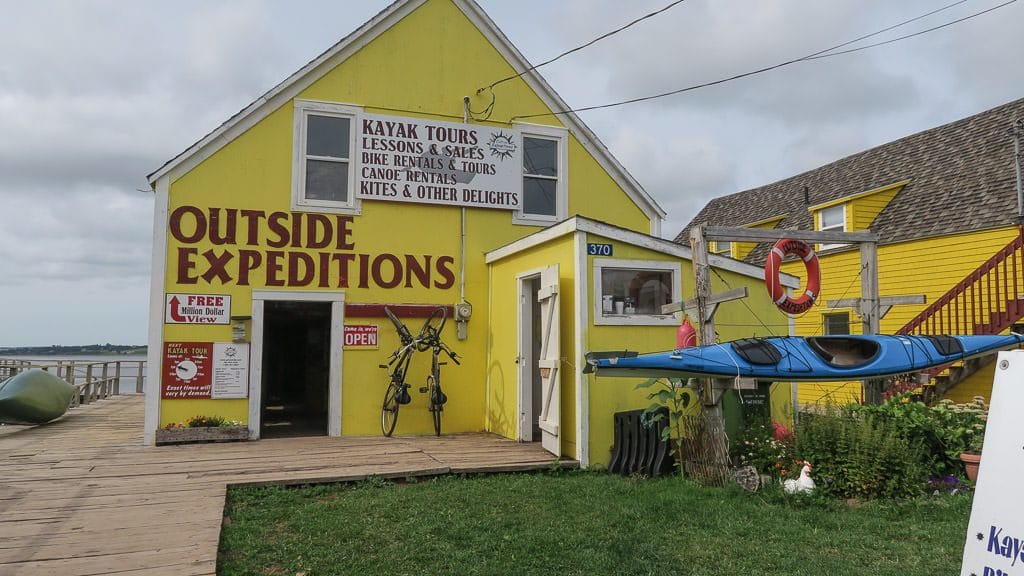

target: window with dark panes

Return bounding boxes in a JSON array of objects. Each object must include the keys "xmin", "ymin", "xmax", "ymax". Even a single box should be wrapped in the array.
[
  {"xmin": 522, "ymin": 136, "xmax": 557, "ymax": 217},
  {"xmin": 823, "ymin": 312, "xmax": 850, "ymax": 335},
  {"xmin": 304, "ymin": 114, "xmax": 351, "ymax": 203},
  {"xmin": 599, "ymin": 268, "xmax": 673, "ymax": 316}
]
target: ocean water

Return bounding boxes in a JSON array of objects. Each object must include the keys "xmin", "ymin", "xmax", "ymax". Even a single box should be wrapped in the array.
[{"xmin": 1, "ymin": 355, "xmax": 148, "ymax": 394}]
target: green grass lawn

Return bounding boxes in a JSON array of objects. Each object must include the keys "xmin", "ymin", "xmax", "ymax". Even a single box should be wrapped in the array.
[{"xmin": 218, "ymin": 471, "xmax": 971, "ymax": 576}]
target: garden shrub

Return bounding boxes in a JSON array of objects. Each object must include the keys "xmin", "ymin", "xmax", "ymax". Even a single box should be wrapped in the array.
[
  {"xmin": 795, "ymin": 409, "xmax": 930, "ymax": 499},
  {"xmin": 852, "ymin": 395, "xmax": 987, "ymax": 477}
]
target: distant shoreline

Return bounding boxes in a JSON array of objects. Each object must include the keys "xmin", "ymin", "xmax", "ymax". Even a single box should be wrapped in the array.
[{"xmin": 0, "ymin": 345, "xmax": 147, "ymax": 357}]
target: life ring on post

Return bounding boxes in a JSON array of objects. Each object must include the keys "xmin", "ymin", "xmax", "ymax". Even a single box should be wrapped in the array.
[{"xmin": 765, "ymin": 238, "xmax": 820, "ymax": 315}]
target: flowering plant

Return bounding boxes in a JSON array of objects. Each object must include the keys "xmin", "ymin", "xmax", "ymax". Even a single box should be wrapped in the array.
[
  {"xmin": 732, "ymin": 421, "xmax": 795, "ymax": 479},
  {"xmin": 163, "ymin": 415, "xmax": 243, "ymax": 429},
  {"xmin": 933, "ymin": 396, "xmax": 987, "ymax": 456}
]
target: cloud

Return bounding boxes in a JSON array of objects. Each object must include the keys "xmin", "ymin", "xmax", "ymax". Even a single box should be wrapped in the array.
[
  {"xmin": 1, "ymin": 0, "xmax": 1022, "ymax": 345},
  {"xmin": 0, "ymin": 187, "xmax": 152, "ymax": 286}
]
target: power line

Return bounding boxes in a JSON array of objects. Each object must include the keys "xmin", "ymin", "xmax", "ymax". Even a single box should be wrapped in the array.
[
  {"xmin": 804, "ymin": 0, "xmax": 1013, "ymax": 60},
  {"xmin": 510, "ymin": 0, "xmax": 1014, "ymax": 122},
  {"xmin": 481, "ymin": 0, "xmax": 689, "ymax": 93}
]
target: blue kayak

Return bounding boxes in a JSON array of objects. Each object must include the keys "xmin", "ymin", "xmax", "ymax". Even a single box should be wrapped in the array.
[{"xmin": 585, "ymin": 334, "xmax": 1024, "ymax": 381}]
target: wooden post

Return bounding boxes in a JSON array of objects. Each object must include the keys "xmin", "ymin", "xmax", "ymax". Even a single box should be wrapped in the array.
[
  {"xmin": 690, "ymin": 225, "xmax": 714, "ymax": 350},
  {"xmin": 689, "ymin": 225, "xmax": 731, "ymax": 480},
  {"xmin": 859, "ymin": 240, "xmax": 884, "ymax": 405},
  {"xmin": 85, "ymin": 364, "xmax": 94, "ymax": 404},
  {"xmin": 114, "ymin": 362, "xmax": 122, "ymax": 395},
  {"xmin": 101, "ymin": 363, "xmax": 110, "ymax": 399},
  {"xmin": 136, "ymin": 361, "xmax": 145, "ymax": 393}
]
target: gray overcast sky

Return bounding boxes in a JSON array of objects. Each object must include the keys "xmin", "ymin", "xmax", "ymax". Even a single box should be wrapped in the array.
[{"xmin": 1, "ymin": 0, "xmax": 1022, "ymax": 346}]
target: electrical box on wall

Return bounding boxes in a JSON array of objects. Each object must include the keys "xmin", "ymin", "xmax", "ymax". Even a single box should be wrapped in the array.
[
  {"xmin": 455, "ymin": 301, "xmax": 472, "ymax": 340},
  {"xmin": 231, "ymin": 316, "xmax": 251, "ymax": 343}
]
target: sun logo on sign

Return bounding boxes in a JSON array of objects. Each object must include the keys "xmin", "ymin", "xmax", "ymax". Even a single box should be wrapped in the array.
[{"xmin": 487, "ymin": 131, "xmax": 517, "ymax": 161}]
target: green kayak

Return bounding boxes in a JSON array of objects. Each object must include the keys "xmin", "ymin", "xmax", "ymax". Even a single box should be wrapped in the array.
[{"xmin": 0, "ymin": 369, "xmax": 77, "ymax": 425}]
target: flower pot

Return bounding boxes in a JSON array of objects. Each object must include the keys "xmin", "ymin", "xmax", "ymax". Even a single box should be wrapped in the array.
[
  {"xmin": 960, "ymin": 452, "xmax": 981, "ymax": 482},
  {"xmin": 156, "ymin": 426, "xmax": 249, "ymax": 446}
]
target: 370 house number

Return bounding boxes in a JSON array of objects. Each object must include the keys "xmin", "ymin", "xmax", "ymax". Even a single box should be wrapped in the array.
[{"xmin": 587, "ymin": 243, "xmax": 613, "ymax": 256}]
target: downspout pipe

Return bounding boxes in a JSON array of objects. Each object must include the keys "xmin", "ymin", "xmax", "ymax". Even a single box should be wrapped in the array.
[{"xmin": 461, "ymin": 97, "xmax": 470, "ymax": 303}]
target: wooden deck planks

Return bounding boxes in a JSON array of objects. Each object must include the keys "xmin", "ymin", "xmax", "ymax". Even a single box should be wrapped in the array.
[{"xmin": 0, "ymin": 395, "xmax": 574, "ymax": 575}]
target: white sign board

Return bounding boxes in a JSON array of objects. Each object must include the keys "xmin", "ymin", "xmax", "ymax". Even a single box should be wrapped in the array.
[
  {"xmin": 165, "ymin": 293, "xmax": 231, "ymax": 324},
  {"xmin": 357, "ymin": 112, "xmax": 522, "ymax": 210},
  {"xmin": 211, "ymin": 342, "xmax": 249, "ymax": 399},
  {"xmin": 961, "ymin": 350, "xmax": 1024, "ymax": 576},
  {"xmin": 343, "ymin": 325, "xmax": 379, "ymax": 349}
]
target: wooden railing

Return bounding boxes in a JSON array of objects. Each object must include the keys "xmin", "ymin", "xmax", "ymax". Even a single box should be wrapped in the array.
[
  {"xmin": 897, "ymin": 228, "xmax": 1024, "ymax": 336},
  {"xmin": 0, "ymin": 359, "xmax": 146, "ymax": 407}
]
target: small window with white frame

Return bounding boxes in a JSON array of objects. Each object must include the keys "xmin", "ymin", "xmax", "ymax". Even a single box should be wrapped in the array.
[
  {"xmin": 817, "ymin": 203, "xmax": 846, "ymax": 250},
  {"xmin": 593, "ymin": 258, "xmax": 681, "ymax": 326},
  {"xmin": 292, "ymin": 100, "xmax": 360, "ymax": 213},
  {"xmin": 515, "ymin": 124, "xmax": 567, "ymax": 225},
  {"xmin": 712, "ymin": 240, "xmax": 732, "ymax": 258},
  {"xmin": 823, "ymin": 311, "xmax": 851, "ymax": 335}
]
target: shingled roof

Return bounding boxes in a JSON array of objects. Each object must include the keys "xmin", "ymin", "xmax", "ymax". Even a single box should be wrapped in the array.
[{"xmin": 676, "ymin": 97, "xmax": 1024, "ymax": 264}]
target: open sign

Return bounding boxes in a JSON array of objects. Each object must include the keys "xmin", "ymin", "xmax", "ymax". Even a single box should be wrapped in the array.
[{"xmin": 344, "ymin": 325, "xmax": 379, "ymax": 349}]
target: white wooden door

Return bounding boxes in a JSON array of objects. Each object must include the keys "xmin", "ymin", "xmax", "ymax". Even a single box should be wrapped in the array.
[{"xmin": 537, "ymin": 265, "xmax": 560, "ymax": 456}]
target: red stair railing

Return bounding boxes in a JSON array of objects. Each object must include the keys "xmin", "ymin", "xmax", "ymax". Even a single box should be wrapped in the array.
[{"xmin": 897, "ymin": 227, "xmax": 1024, "ymax": 336}]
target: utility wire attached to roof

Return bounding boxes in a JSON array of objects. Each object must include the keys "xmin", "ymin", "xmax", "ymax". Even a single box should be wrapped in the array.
[
  {"xmin": 509, "ymin": 0, "xmax": 1014, "ymax": 122},
  {"xmin": 480, "ymin": 0, "xmax": 689, "ymax": 93}
]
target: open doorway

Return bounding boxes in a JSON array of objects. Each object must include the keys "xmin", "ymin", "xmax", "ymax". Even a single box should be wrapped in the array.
[
  {"xmin": 518, "ymin": 274, "xmax": 543, "ymax": 442},
  {"xmin": 517, "ymin": 264, "xmax": 561, "ymax": 457},
  {"xmin": 260, "ymin": 301, "xmax": 331, "ymax": 438}
]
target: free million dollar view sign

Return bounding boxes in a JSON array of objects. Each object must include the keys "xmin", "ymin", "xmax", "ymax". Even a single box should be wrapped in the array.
[{"xmin": 357, "ymin": 113, "xmax": 522, "ymax": 210}]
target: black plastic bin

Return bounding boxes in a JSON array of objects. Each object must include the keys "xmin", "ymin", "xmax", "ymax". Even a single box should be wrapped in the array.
[{"xmin": 608, "ymin": 407, "xmax": 673, "ymax": 476}]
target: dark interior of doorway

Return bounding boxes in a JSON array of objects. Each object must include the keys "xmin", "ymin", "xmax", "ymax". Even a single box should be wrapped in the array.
[{"xmin": 261, "ymin": 301, "xmax": 330, "ymax": 438}]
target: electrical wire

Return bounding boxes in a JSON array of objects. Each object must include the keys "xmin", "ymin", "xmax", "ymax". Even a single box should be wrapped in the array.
[
  {"xmin": 804, "ymin": 0, "xmax": 1015, "ymax": 60},
  {"xmin": 481, "ymin": 0, "xmax": 689, "ymax": 93},
  {"xmin": 709, "ymin": 266, "xmax": 775, "ymax": 337},
  {"xmin": 509, "ymin": 0, "xmax": 1013, "ymax": 121},
  {"xmin": 807, "ymin": 262, "xmax": 869, "ymax": 336}
]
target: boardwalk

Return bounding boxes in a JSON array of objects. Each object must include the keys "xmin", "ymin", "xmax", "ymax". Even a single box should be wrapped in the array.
[{"xmin": 0, "ymin": 396, "xmax": 572, "ymax": 575}]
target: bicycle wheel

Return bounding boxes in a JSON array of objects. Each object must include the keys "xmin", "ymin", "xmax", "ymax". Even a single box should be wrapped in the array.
[
  {"xmin": 381, "ymin": 380, "xmax": 401, "ymax": 437},
  {"xmin": 428, "ymin": 372, "xmax": 442, "ymax": 437}
]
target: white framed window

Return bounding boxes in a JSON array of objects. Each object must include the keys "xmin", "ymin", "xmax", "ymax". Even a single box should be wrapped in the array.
[
  {"xmin": 817, "ymin": 203, "xmax": 846, "ymax": 250},
  {"xmin": 712, "ymin": 241, "xmax": 732, "ymax": 258},
  {"xmin": 824, "ymin": 312, "xmax": 851, "ymax": 335},
  {"xmin": 593, "ymin": 258, "xmax": 681, "ymax": 326},
  {"xmin": 292, "ymin": 100, "xmax": 361, "ymax": 213},
  {"xmin": 514, "ymin": 124, "xmax": 567, "ymax": 226}
]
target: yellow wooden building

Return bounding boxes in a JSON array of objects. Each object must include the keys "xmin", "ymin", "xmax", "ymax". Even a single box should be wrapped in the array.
[
  {"xmin": 680, "ymin": 98, "xmax": 1024, "ymax": 406},
  {"xmin": 143, "ymin": 0, "xmax": 795, "ymax": 467}
]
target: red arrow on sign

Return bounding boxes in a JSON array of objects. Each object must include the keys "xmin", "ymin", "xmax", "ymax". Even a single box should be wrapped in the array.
[{"xmin": 169, "ymin": 296, "xmax": 187, "ymax": 322}]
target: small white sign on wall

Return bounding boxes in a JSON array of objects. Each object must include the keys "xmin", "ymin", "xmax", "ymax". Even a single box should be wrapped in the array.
[
  {"xmin": 165, "ymin": 293, "xmax": 231, "ymax": 324},
  {"xmin": 961, "ymin": 350, "xmax": 1024, "ymax": 575},
  {"xmin": 211, "ymin": 342, "xmax": 249, "ymax": 399}
]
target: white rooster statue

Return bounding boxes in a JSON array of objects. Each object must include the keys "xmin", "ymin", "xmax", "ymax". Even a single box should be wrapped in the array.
[{"xmin": 784, "ymin": 461, "xmax": 816, "ymax": 494}]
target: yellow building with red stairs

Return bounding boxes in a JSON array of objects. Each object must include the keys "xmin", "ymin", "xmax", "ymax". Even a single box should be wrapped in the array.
[{"xmin": 680, "ymin": 98, "xmax": 1024, "ymax": 406}]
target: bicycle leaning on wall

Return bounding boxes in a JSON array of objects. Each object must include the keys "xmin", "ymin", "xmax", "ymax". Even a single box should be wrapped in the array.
[{"xmin": 380, "ymin": 306, "xmax": 460, "ymax": 437}]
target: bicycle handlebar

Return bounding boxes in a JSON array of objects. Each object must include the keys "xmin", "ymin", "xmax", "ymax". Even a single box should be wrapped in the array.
[
  {"xmin": 439, "ymin": 343, "xmax": 460, "ymax": 365},
  {"xmin": 380, "ymin": 305, "xmax": 461, "ymax": 366}
]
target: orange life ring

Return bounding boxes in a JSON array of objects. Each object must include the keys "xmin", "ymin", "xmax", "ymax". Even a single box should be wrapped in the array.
[{"xmin": 765, "ymin": 238, "xmax": 820, "ymax": 315}]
